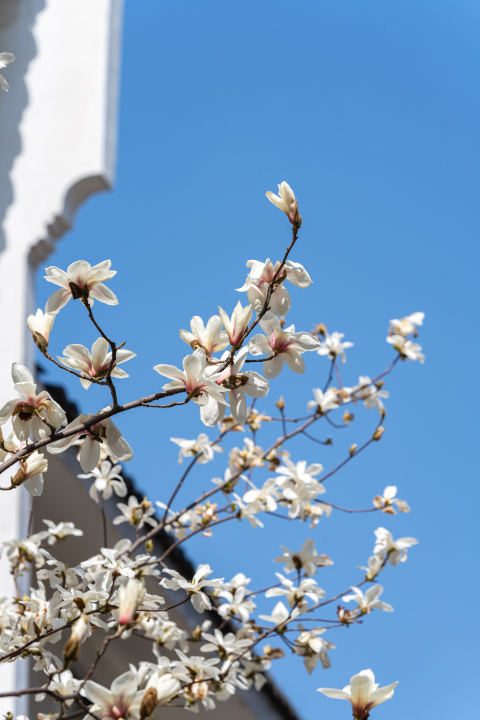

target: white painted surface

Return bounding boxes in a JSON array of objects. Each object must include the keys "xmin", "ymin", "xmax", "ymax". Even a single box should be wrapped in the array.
[{"xmin": 0, "ymin": 0, "xmax": 123, "ymax": 711}]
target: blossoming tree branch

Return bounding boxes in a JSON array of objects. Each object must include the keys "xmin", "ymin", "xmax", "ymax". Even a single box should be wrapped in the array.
[{"xmin": 0, "ymin": 167, "xmax": 424, "ymax": 719}]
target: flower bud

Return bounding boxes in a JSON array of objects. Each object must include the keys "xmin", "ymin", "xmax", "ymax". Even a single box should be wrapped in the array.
[
  {"xmin": 140, "ymin": 687, "xmax": 157, "ymax": 719},
  {"xmin": 373, "ymin": 426, "xmax": 386, "ymax": 441},
  {"xmin": 118, "ymin": 578, "xmax": 145, "ymax": 625},
  {"xmin": 26, "ymin": 309, "xmax": 55, "ymax": 352},
  {"xmin": 63, "ymin": 614, "xmax": 89, "ymax": 665},
  {"xmin": 349, "ymin": 444, "xmax": 357, "ymax": 456},
  {"xmin": 275, "ymin": 396, "xmax": 285, "ymax": 411}
]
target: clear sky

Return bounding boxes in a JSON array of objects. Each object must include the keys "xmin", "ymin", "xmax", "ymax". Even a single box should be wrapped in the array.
[{"xmin": 35, "ymin": 1, "xmax": 479, "ymax": 718}]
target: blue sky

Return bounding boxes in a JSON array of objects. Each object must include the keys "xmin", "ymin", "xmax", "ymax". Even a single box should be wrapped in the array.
[{"xmin": 35, "ymin": 1, "xmax": 479, "ymax": 718}]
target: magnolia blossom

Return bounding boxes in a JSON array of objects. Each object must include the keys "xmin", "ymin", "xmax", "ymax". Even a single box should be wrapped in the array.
[
  {"xmin": 342, "ymin": 585, "xmax": 393, "ymax": 614},
  {"xmin": 243, "ymin": 478, "xmax": 278, "ymax": 513},
  {"xmin": 389, "ymin": 311, "xmax": 424, "ymax": 337},
  {"xmin": 47, "ymin": 411, "xmax": 133, "ymax": 472},
  {"xmin": 118, "ymin": 578, "xmax": 146, "ymax": 625},
  {"xmin": 144, "ymin": 672, "xmax": 182, "ymax": 707},
  {"xmin": 373, "ymin": 527, "xmax": 418, "ymax": 565},
  {"xmin": 179, "ymin": 315, "xmax": 229, "ymax": 357},
  {"xmin": 83, "ymin": 671, "xmax": 143, "ymax": 720},
  {"xmin": 44, "ymin": 260, "xmax": 118, "ymax": 314},
  {"xmin": 266, "ymin": 573, "xmax": 325, "ymax": 612},
  {"xmin": 201, "ymin": 347, "xmax": 270, "ymax": 427},
  {"xmin": 0, "ymin": 52, "xmax": 15, "ymax": 91},
  {"xmin": 57, "ymin": 338, "xmax": 135, "ymax": 389},
  {"xmin": 249, "ymin": 312, "xmax": 319, "ymax": 379},
  {"xmin": 259, "ymin": 600, "xmax": 293, "ymax": 625},
  {"xmin": 294, "ymin": 628, "xmax": 335, "ymax": 673},
  {"xmin": 0, "ymin": 363, "xmax": 66, "ymax": 441},
  {"xmin": 351, "ymin": 376, "xmax": 389, "ymax": 413},
  {"xmin": 218, "ymin": 301, "xmax": 253, "ymax": 346},
  {"xmin": 276, "ymin": 458, "xmax": 323, "ymax": 485},
  {"xmin": 373, "ymin": 486, "xmax": 410, "ymax": 514},
  {"xmin": 114, "ymin": 496, "xmax": 157, "ymax": 529},
  {"xmin": 10, "ymin": 450, "xmax": 48, "ymax": 497},
  {"xmin": 40, "ymin": 520, "xmax": 83, "ymax": 545},
  {"xmin": 307, "ymin": 387, "xmax": 339, "ymax": 414},
  {"xmin": 274, "ymin": 539, "xmax": 333, "ymax": 576},
  {"xmin": 218, "ymin": 586, "xmax": 257, "ymax": 623},
  {"xmin": 26, "ymin": 309, "xmax": 56, "ymax": 351},
  {"xmin": 154, "ymin": 349, "xmax": 227, "ymax": 415},
  {"xmin": 265, "ymin": 182, "xmax": 299, "ymax": 223},
  {"xmin": 170, "ymin": 433, "xmax": 223, "ymax": 464},
  {"xmin": 237, "ymin": 259, "xmax": 312, "ymax": 316},
  {"xmin": 318, "ymin": 669, "xmax": 398, "ymax": 719},
  {"xmin": 317, "ymin": 331, "xmax": 354, "ymax": 364},
  {"xmin": 78, "ymin": 460, "xmax": 127, "ymax": 502},
  {"xmin": 200, "ymin": 628, "xmax": 251, "ymax": 659},
  {"xmin": 387, "ymin": 334, "xmax": 425, "ymax": 362},
  {"xmin": 162, "ymin": 564, "xmax": 224, "ymax": 613}
]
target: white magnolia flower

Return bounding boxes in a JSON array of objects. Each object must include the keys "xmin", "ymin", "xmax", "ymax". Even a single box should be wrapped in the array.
[
  {"xmin": 259, "ymin": 600, "xmax": 293, "ymax": 625},
  {"xmin": 265, "ymin": 182, "xmax": 298, "ymax": 224},
  {"xmin": 276, "ymin": 458, "xmax": 323, "ymax": 485},
  {"xmin": 83, "ymin": 671, "xmax": 143, "ymax": 720},
  {"xmin": 373, "ymin": 527, "xmax": 418, "ymax": 565},
  {"xmin": 40, "ymin": 520, "xmax": 83, "ymax": 545},
  {"xmin": 266, "ymin": 573, "xmax": 325, "ymax": 612},
  {"xmin": 119, "ymin": 578, "xmax": 146, "ymax": 625},
  {"xmin": 201, "ymin": 346, "xmax": 270, "ymax": 427},
  {"xmin": 9, "ymin": 449, "xmax": 48, "ymax": 497},
  {"xmin": 114, "ymin": 496, "xmax": 157, "ymax": 530},
  {"xmin": 45, "ymin": 668, "xmax": 80, "ymax": 707},
  {"xmin": 359, "ymin": 555, "xmax": 385, "ymax": 582},
  {"xmin": 26, "ymin": 309, "xmax": 56, "ymax": 351},
  {"xmin": 200, "ymin": 629, "xmax": 251, "ymax": 658},
  {"xmin": 274, "ymin": 539, "xmax": 333, "ymax": 576},
  {"xmin": 317, "ymin": 331, "xmax": 354, "ymax": 364},
  {"xmin": 78, "ymin": 460, "xmax": 127, "ymax": 502},
  {"xmin": 58, "ymin": 338, "xmax": 135, "ymax": 389},
  {"xmin": 387, "ymin": 334, "xmax": 425, "ymax": 362},
  {"xmin": 276, "ymin": 476, "xmax": 326, "ymax": 521},
  {"xmin": 47, "ymin": 410, "xmax": 133, "ymax": 472},
  {"xmin": 0, "ymin": 52, "xmax": 15, "ymax": 91},
  {"xmin": 389, "ymin": 312, "xmax": 424, "ymax": 337},
  {"xmin": 0, "ymin": 363, "xmax": 66, "ymax": 441},
  {"xmin": 44, "ymin": 259, "xmax": 118, "ymax": 314},
  {"xmin": 318, "ymin": 669, "xmax": 398, "ymax": 719},
  {"xmin": 154, "ymin": 349, "xmax": 227, "ymax": 413},
  {"xmin": 248, "ymin": 312, "xmax": 319, "ymax": 379},
  {"xmin": 144, "ymin": 671, "xmax": 181, "ymax": 706},
  {"xmin": 373, "ymin": 486, "xmax": 410, "ymax": 515},
  {"xmin": 162, "ymin": 564, "xmax": 224, "ymax": 613},
  {"xmin": 307, "ymin": 387, "xmax": 339, "ymax": 414},
  {"xmin": 352, "ymin": 376, "xmax": 389, "ymax": 413},
  {"xmin": 218, "ymin": 586, "xmax": 257, "ymax": 623},
  {"xmin": 294, "ymin": 628, "xmax": 336, "ymax": 673},
  {"xmin": 342, "ymin": 585, "xmax": 393, "ymax": 614},
  {"xmin": 243, "ymin": 478, "xmax": 278, "ymax": 513},
  {"xmin": 170, "ymin": 433, "xmax": 223, "ymax": 465},
  {"xmin": 218, "ymin": 301, "xmax": 253, "ymax": 346},
  {"xmin": 179, "ymin": 315, "xmax": 229, "ymax": 357},
  {"xmin": 81, "ymin": 546, "xmax": 137, "ymax": 579},
  {"xmin": 237, "ymin": 259, "xmax": 311, "ymax": 316}
]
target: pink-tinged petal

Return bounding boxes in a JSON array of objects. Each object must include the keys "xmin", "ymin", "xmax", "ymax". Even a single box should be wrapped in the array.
[
  {"xmin": 88, "ymin": 283, "xmax": 118, "ymax": 305},
  {"xmin": 44, "ymin": 266, "xmax": 69, "ymax": 288},
  {"xmin": 80, "ymin": 378, "xmax": 92, "ymax": 390},
  {"xmin": 161, "ymin": 379, "xmax": 186, "ymax": 392},
  {"xmin": 80, "ymin": 437, "xmax": 101, "ymax": 472},
  {"xmin": 248, "ymin": 334, "xmax": 272, "ymax": 356},
  {"xmin": 231, "ymin": 346, "xmax": 249, "ymax": 373},
  {"xmin": 230, "ymin": 389, "xmax": 247, "ymax": 424},
  {"xmin": 114, "ymin": 348, "xmax": 136, "ymax": 365},
  {"xmin": 285, "ymin": 260, "xmax": 312, "ymax": 288},
  {"xmin": 263, "ymin": 354, "xmax": 285, "ymax": 380},
  {"xmin": 284, "ymin": 349, "xmax": 305, "ymax": 374},
  {"xmin": 183, "ymin": 350, "xmax": 206, "ymax": 390},
  {"xmin": 67, "ymin": 260, "xmax": 91, "ymax": 284},
  {"xmin": 200, "ymin": 396, "xmax": 226, "ymax": 427},
  {"xmin": 202, "ymin": 381, "xmax": 227, "ymax": 404},
  {"xmin": 242, "ymin": 371, "xmax": 270, "ymax": 398},
  {"xmin": 290, "ymin": 332, "xmax": 320, "ymax": 351},
  {"xmin": 108, "ymin": 436, "xmax": 134, "ymax": 463},
  {"xmin": 153, "ymin": 364, "xmax": 186, "ymax": 381},
  {"xmin": 179, "ymin": 329, "xmax": 195, "ymax": 346},
  {"xmin": 91, "ymin": 338, "xmax": 109, "ymax": 371},
  {"xmin": 258, "ymin": 311, "xmax": 281, "ymax": 336},
  {"xmin": 82, "ymin": 680, "xmax": 115, "ymax": 708},
  {"xmin": 45, "ymin": 288, "xmax": 72, "ymax": 315}
]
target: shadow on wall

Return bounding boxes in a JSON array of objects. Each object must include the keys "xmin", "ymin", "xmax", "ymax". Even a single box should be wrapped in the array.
[{"xmin": 0, "ymin": 0, "xmax": 46, "ymax": 255}]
